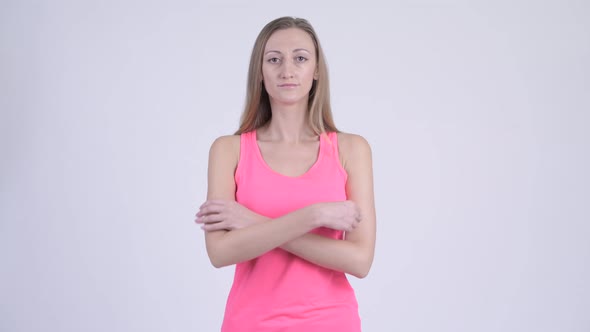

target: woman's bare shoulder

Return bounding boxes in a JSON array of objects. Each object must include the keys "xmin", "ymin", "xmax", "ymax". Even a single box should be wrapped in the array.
[
  {"xmin": 208, "ymin": 134, "xmax": 241, "ymax": 163},
  {"xmin": 337, "ymin": 132, "xmax": 372, "ymax": 157},
  {"xmin": 336, "ymin": 132, "xmax": 372, "ymax": 172},
  {"xmin": 210, "ymin": 134, "xmax": 240, "ymax": 149}
]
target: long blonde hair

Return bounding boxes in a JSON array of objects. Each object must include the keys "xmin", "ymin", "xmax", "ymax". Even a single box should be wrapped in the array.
[{"xmin": 235, "ymin": 17, "xmax": 338, "ymax": 135}]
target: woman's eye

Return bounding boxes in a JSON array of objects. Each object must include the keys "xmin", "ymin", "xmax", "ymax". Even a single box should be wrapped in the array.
[
  {"xmin": 296, "ymin": 56, "xmax": 307, "ymax": 62},
  {"xmin": 268, "ymin": 57, "xmax": 280, "ymax": 63}
]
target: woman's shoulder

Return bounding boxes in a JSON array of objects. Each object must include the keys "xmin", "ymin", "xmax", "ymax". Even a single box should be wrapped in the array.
[
  {"xmin": 210, "ymin": 134, "xmax": 241, "ymax": 148},
  {"xmin": 335, "ymin": 132, "xmax": 372, "ymax": 171},
  {"xmin": 336, "ymin": 132, "xmax": 372, "ymax": 153},
  {"xmin": 208, "ymin": 134, "xmax": 241, "ymax": 163}
]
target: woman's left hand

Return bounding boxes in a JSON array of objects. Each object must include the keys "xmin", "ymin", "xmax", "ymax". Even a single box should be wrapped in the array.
[{"xmin": 195, "ymin": 200, "xmax": 266, "ymax": 231}]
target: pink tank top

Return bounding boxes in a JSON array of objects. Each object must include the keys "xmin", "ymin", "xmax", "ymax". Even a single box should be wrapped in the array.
[{"xmin": 221, "ymin": 130, "xmax": 361, "ymax": 332}]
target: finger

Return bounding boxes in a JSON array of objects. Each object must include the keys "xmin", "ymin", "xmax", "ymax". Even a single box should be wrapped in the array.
[
  {"xmin": 199, "ymin": 201, "xmax": 210, "ymax": 209},
  {"xmin": 195, "ymin": 215, "xmax": 205, "ymax": 224},
  {"xmin": 197, "ymin": 213, "xmax": 224, "ymax": 224},
  {"xmin": 198, "ymin": 202, "xmax": 228, "ymax": 216},
  {"xmin": 202, "ymin": 221, "xmax": 229, "ymax": 232},
  {"xmin": 197, "ymin": 205, "xmax": 225, "ymax": 217},
  {"xmin": 196, "ymin": 215, "xmax": 215, "ymax": 224}
]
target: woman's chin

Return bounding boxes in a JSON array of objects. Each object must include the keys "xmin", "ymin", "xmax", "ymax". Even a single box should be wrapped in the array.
[{"xmin": 269, "ymin": 94, "xmax": 310, "ymax": 107}]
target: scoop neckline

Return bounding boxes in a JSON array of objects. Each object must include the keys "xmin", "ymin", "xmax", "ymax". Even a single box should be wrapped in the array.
[{"xmin": 253, "ymin": 129, "xmax": 324, "ymax": 179}]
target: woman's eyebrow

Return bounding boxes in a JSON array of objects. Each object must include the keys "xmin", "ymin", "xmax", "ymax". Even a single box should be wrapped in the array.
[
  {"xmin": 264, "ymin": 48, "xmax": 311, "ymax": 56},
  {"xmin": 264, "ymin": 50, "xmax": 282, "ymax": 56}
]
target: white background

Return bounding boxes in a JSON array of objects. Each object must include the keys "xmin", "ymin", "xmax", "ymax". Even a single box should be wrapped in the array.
[{"xmin": 2, "ymin": 0, "xmax": 589, "ymax": 331}]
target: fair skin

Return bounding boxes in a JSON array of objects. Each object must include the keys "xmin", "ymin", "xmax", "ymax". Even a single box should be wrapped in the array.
[{"xmin": 196, "ymin": 28, "xmax": 376, "ymax": 278}]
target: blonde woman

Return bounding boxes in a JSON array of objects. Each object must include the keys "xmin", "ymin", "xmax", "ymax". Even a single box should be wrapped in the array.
[{"xmin": 196, "ymin": 16, "xmax": 376, "ymax": 331}]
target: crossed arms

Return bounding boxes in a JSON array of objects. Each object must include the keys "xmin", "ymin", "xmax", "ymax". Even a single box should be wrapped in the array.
[{"xmin": 196, "ymin": 134, "xmax": 376, "ymax": 278}]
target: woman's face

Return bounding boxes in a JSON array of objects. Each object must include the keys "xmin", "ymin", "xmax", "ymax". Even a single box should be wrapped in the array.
[{"xmin": 262, "ymin": 28, "xmax": 318, "ymax": 107}]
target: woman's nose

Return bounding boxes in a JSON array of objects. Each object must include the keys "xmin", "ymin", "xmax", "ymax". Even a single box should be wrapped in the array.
[{"xmin": 280, "ymin": 61, "xmax": 294, "ymax": 79}]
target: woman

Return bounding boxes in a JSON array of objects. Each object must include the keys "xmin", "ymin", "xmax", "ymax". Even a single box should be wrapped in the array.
[{"xmin": 196, "ymin": 16, "xmax": 376, "ymax": 331}]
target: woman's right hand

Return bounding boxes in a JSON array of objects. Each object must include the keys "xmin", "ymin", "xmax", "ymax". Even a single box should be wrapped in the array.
[
  {"xmin": 196, "ymin": 200, "xmax": 267, "ymax": 232},
  {"xmin": 312, "ymin": 200, "xmax": 362, "ymax": 232}
]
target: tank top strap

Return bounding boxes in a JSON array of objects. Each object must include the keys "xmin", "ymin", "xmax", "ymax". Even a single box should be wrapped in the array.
[
  {"xmin": 235, "ymin": 130, "xmax": 256, "ymax": 184},
  {"xmin": 243, "ymin": 130, "xmax": 255, "ymax": 150},
  {"xmin": 320, "ymin": 131, "xmax": 348, "ymax": 180},
  {"xmin": 320, "ymin": 131, "xmax": 339, "ymax": 159}
]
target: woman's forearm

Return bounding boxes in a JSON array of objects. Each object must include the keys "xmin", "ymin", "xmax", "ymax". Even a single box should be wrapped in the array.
[
  {"xmin": 218, "ymin": 208, "xmax": 371, "ymax": 278},
  {"xmin": 280, "ymin": 234, "xmax": 372, "ymax": 278},
  {"xmin": 207, "ymin": 205, "xmax": 372, "ymax": 277},
  {"xmin": 206, "ymin": 207, "xmax": 317, "ymax": 268}
]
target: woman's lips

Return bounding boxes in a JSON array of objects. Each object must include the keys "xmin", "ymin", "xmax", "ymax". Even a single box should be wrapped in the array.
[{"xmin": 278, "ymin": 83, "xmax": 299, "ymax": 88}]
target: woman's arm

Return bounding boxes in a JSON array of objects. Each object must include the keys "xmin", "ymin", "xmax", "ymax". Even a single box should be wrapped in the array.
[
  {"xmin": 202, "ymin": 135, "xmax": 361, "ymax": 268},
  {"xmin": 280, "ymin": 133, "xmax": 377, "ymax": 278}
]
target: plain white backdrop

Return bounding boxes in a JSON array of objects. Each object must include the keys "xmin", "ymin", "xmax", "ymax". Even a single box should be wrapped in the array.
[{"xmin": 1, "ymin": 0, "xmax": 589, "ymax": 331}]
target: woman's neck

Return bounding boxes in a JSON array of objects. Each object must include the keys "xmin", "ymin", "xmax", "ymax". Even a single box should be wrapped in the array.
[{"xmin": 261, "ymin": 102, "xmax": 315, "ymax": 143}]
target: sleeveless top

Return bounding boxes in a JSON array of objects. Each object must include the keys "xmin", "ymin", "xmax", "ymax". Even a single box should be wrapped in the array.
[{"xmin": 221, "ymin": 130, "xmax": 361, "ymax": 332}]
